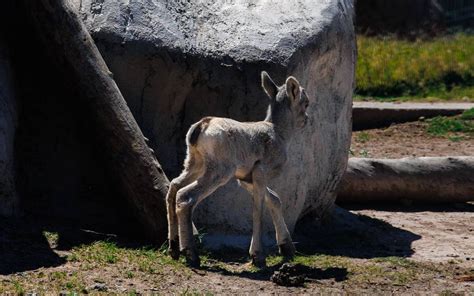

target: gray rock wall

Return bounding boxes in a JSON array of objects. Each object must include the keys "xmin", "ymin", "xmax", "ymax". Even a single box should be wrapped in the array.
[
  {"xmin": 76, "ymin": 0, "xmax": 356, "ymax": 244},
  {"xmin": 0, "ymin": 32, "xmax": 18, "ymax": 217}
]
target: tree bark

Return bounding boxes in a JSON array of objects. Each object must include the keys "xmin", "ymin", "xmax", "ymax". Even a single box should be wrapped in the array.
[
  {"xmin": 337, "ymin": 157, "xmax": 474, "ymax": 203},
  {"xmin": 24, "ymin": 0, "xmax": 170, "ymax": 242}
]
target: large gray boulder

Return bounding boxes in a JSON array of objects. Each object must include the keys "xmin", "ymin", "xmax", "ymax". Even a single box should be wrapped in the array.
[
  {"xmin": 0, "ymin": 32, "xmax": 18, "ymax": 217},
  {"xmin": 75, "ymin": 0, "xmax": 356, "ymax": 245}
]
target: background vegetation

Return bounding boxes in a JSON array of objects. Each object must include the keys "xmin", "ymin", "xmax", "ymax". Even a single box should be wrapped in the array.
[{"xmin": 356, "ymin": 33, "xmax": 474, "ymax": 101}]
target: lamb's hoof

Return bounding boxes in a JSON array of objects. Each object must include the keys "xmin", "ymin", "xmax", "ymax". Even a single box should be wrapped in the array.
[
  {"xmin": 251, "ymin": 254, "xmax": 266, "ymax": 268},
  {"xmin": 183, "ymin": 249, "xmax": 200, "ymax": 268},
  {"xmin": 168, "ymin": 240, "xmax": 180, "ymax": 260},
  {"xmin": 278, "ymin": 241, "xmax": 296, "ymax": 258}
]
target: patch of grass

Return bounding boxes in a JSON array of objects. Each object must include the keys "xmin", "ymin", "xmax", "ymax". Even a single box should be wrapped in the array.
[
  {"xmin": 356, "ymin": 132, "xmax": 371, "ymax": 143},
  {"xmin": 68, "ymin": 240, "xmax": 187, "ymax": 275},
  {"xmin": 448, "ymin": 135, "xmax": 464, "ymax": 142},
  {"xmin": 42, "ymin": 231, "xmax": 59, "ymax": 247},
  {"xmin": 69, "ymin": 241, "xmax": 119, "ymax": 264},
  {"xmin": 372, "ymin": 256, "xmax": 416, "ymax": 268},
  {"xmin": 461, "ymin": 107, "xmax": 474, "ymax": 120},
  {"xmin": 356, "ymin": 33, "xmax": 474, "ymax": 101},
  {"xmin": 180, "ymin": 287, "xmax": 214, "ymax": 296},
  {"xmin": 426, "ymin": 110, "xmax": 474, "ymax": 138},
  {"xmin": 125, "ymin": 270, "xmax": 134, "ymax": 278},
  {"xmin": 12, "ymin": 280, "xmax": 25, "ymax": 296},
  {"xmin": 359, "ymin": 149, "xmax": 370, "ymax": 158}
]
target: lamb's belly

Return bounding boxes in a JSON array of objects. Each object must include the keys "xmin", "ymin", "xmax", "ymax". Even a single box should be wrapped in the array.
[{"xmin": 235, "ymin": 166, "xmax": 254, "ymax": 182}]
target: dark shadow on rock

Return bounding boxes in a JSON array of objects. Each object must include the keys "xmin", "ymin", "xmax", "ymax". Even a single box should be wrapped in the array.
[{"xmin": 293, "ymin": 206, "xmax": 421, "ymax": 259}]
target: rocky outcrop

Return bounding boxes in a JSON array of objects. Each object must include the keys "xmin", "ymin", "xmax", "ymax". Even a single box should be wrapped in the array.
[
  {"xmin": 0, "ymin": 31, "xmax": 18, "ymax": 217},
  {"xmin": 75, "ymin": 0, "xmax": 356, "ymax": 243}
]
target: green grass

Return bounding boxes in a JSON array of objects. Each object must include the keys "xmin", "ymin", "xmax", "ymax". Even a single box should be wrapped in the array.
[
  {"xmin": 0, "ymin": 238, "xmax": 464, "ymax": 294},
  {"xmin": 356, "ymin": 33, "xmax": 474, "ymax": 101},
  {"xmin": 460, "ymin": 107, "xmax": 474, "ymax": 120},
  {"xmin": 68, "ymin": 240, "xmax": 186, "ymax": 271},
  {"xmin": 42, "ymin": 231, "xmax": 59, "ymax": 247},
  {"xmin": 356, "ymin": 131, "xmax": 371, "ymax": 143},
  {"xmin": 426, "ymin": 108, "xmax": 474, "ymax": 137}
]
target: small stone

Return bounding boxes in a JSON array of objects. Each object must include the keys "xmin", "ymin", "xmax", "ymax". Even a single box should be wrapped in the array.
[{"xmin": 90, "ymin": 283, "xmax": 108, "ymax": 292}]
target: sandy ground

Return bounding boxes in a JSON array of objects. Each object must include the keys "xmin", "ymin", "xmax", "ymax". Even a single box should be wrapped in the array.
[
  {"xmin": 351, "ymin": 120, "xmax": 474, "ymax": 158},
  {"xmin": 347, "ymin": 204, "xmax": 474, "ymax": 268}
]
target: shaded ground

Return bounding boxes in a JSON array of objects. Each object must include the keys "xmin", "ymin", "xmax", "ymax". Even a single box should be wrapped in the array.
[
  {"xmin": 346, "ymin": 204, "xmax": 474, "ymax": 268},
  {"xmin": 351, "ymin": 119, "xmax": 474, "ymax": 158},
  {"xmin": 0, "ymin": 204, "xmax": 472, "ymax": 294}
]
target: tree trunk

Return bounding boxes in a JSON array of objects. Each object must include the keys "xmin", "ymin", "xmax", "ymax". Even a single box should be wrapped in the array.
[
  {"xmin": 338, "ymin": 157, "xmax": 474, "ymax": 203},
  {"xmin": 24, "ymin": 0, "xmax": 170, "ymax": 242}
]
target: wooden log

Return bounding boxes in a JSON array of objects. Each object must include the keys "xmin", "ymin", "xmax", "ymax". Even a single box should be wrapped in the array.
[
  {"xmin": 337, "ymin": 157, "xmax": 474, "ymax": 203},
  {"xmin": 24, "ymin": 0, "xmax": 170, "ymax": 242}
]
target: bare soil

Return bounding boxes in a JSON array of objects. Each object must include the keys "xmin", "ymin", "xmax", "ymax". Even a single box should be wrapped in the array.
[
  {"xmin": 0, "ymin": 203, "xmax": 472, "ymax": 294},
  {"xmin": 351, "ymin": 120, "xmax": 474, "ymax": 158},
  {"xmin": 351, "ymin": 204, "xmax": 474, "ymax": 268}
]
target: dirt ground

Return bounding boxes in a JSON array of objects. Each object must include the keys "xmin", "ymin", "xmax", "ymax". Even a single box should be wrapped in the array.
[
  {"xmin": 352, "ymin": 204, "xmax": 474, "ymax": 268},
  {"xmin": 0, "ymin": 203, "xmax": 472, "ymax": 294},
  {"xmin": 351, "ymin": 120, "xmax": 474, "ymax": 158},
  {"xmin": 1, "ymin": 119, "xmax": 472, "ymax": 294}
]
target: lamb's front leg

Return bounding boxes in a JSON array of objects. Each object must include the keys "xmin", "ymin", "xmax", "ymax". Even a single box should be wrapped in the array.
[
  {"xmin": 249, "ymin": 165, "xmax": 266, "ymax": 267},
  {"xmin": 265, "ymin": 187, "xmax": 295, "ymax": 258}
]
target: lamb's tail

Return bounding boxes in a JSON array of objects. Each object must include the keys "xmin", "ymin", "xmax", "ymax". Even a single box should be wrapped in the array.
[{"xmin": 186, "ymin": 117, "xmax": 211, "ymax": 146}]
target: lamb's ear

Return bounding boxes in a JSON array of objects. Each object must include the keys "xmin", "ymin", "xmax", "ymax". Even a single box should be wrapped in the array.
[
  {"xmin": 261, "ymin": 71, "xmax": 278, "ymax": 99},
  {"xmin": 286, "ymin": 76, "xmax": 301, "ymax": 101}
]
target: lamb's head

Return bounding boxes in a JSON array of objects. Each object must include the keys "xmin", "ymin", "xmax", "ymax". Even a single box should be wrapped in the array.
[{"xmin": 261, "ymin": 71, "xmax": 309, "ymax": 129}]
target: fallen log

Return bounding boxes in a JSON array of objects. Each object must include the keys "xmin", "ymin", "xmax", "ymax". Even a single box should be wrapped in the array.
[
  {"xmin": 24, "ymin": 0, "xmax": 169, "ymax": 242},
  {"xmin": 337, "ymin": 157, "xmax": 474, "ymax": 203}
]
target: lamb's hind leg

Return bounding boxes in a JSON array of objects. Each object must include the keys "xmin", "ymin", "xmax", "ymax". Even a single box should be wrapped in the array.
[
  {"xmin": 176, "ymin": 163, "xmax": 234, "ymax": 267},
  {"xmin": 166, "ymin": 151, "xmax": 203, "ymax": 259},
  {"xmin": 265, "ymin": 187, "xmax": 295, "ymax": 258}
]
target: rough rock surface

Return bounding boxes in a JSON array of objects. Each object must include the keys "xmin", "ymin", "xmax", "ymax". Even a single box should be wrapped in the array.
[
  {"xmin": 0, "ymin": 31, "xmax": 18, "ymax": 217},
  {"xmin": 75, "ymin": 0, "xmax": 356, "ymax": 244}
]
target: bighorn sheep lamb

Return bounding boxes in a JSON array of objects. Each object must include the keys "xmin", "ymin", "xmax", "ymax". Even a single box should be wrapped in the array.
[{"xmin": 166, "ymin": 71, "xmax": 310, "ymax": 267}]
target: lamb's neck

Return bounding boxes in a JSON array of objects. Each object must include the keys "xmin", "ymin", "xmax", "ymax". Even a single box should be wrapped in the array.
[{"xmin": 264, "ymin": 105, "xmax": 294, "ymax": 143}]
